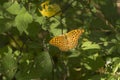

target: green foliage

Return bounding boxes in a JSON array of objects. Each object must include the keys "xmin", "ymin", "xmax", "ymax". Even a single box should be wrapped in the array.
[
  {"xmin": 1, "ymin": 47, "xmax": 17, "ymax": 80},
  {"xmin": 0, "ymin": 0, "xmax": 120, "ymax": 80},
  {"xmin": 15, "ymin": 11, "xmax": 33, "ymax": 34},
  {"xmin": 15, "ymin": 51, "xmax": 52, "ymax": 80},
  {"xmin": 6, "ymin": 1, "xmax": 22, "ymax": 15},
  {"xmin": 81, "ymin": 41, "xmax": 100, "ymax": 50}
]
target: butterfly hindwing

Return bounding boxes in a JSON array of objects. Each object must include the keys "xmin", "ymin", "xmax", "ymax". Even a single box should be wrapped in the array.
[{"xmin": 49, "ymin": 35, "xmax": 69, "ymax": 51}]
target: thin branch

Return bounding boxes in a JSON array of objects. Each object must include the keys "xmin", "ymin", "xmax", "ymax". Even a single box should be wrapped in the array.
[
  {"xmin": 95, "ymin": 10, "xmax": 116, "ymax": 32},
  {"xmin": 90, "ymin": 2, "xmax": 117, "ymax": 32}
]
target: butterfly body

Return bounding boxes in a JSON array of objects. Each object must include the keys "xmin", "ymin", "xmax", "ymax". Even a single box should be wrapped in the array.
[{"xmin": 49, "ymin": 29, "xmax": 84, "ymax": 51}]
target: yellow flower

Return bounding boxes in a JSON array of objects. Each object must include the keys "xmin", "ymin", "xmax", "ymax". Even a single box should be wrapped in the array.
[{"xmin": 39, "ymin": 0, "xmax": 62, "ymax": 17}]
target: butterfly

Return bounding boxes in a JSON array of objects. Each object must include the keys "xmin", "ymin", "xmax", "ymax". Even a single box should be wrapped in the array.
[{"xmin": 49, "ymin": 29, "xmax": 84, "ymax": 51}]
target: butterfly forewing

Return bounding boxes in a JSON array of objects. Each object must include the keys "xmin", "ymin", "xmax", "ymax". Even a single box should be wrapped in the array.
[{"xmin": 66, "ymin": 29, "xmax": 84, "ymax": 50}]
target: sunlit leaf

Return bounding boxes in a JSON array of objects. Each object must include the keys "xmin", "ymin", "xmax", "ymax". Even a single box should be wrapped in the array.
[
  {"xmin": 7, "ymin": 1, "xmax": 21, "ymax": 15},
  {"xmin": 81, "ymin": 41, "xmax": 100, "ymax": 50},
  {"xmin": 15, "ymin": 12, "xmax": 33, "ymax": 34}
]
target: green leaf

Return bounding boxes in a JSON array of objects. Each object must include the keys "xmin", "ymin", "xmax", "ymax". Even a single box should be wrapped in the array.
[
  {"xmin": 0, "ymin": 19, "xmax": 13, "ymax": 34},
  {"xmin": 1, "ymin": 47, "xmax": 17, "ymax": 80},
  {"xmin": 81, "ymin": 41, "xmax": 100, "ymax": 50},
  {"xmin": 35, "ymin": 16, "xmax": 49, "ymax": 30},
  {"xmin": 50, "ymin": 27, "xmax": 67, "ymax": 36},
  {"xmin": 49, "ymin": 17, "xmax": 67, "ymax": 36},
  {"xmin": 3, "ymin": 1, "xmax": 13, "ymax": 9},
  {"xmin": 111, "ymin": 39, "xmax": 117, "ymax": 43},
  {"xmin": 15, "ymin": 12, "xmax": 33, "ymax": 34},
  {"xmin": 35, "ymin": 16, "xmax": 49, "ymax": 31},
  {"xmin": 83, "ymin": 53, "xmax": 105, "ymax": 70},
  {"xmin": 15, "ymin": 51, "xmax": 52, "ymax": 80},
  {"xmin": 6, "ymin": 1, "xmax": 21, "ymax": 15},
  {"xmin": 35, "ymin": 16, "xmax": 45, "ymax": 25},
  {"xmin": 107, "ymin": 46, "xmax": 116, "ymax": 54},
  {"xmin": 116, "ymin": 33, "xmax": 120, "ymax": 41},
  {"xmin": 34, "ymin": 51, "xmax": 53, "ymax": 79},
  {"xmin": 112, "ymin": 58, "xmax": 120, "ymax": 74},
  {"xmin": 103, "ymin": 42, "xmax": 108, "ymax": 46}
]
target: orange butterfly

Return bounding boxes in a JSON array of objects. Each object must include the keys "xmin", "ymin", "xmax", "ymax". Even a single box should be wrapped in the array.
[{"xmin": 49, "ymin": 29, "xmax": 84, "ymax": 51}]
